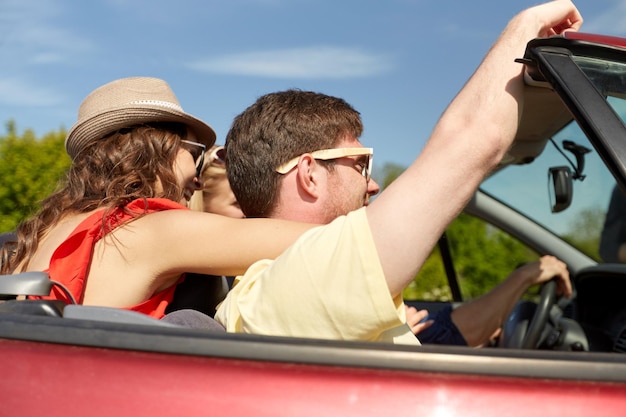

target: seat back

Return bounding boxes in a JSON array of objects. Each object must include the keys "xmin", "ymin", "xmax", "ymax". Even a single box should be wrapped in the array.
[
  {"xmin": 0, "ymin": 231, "xmax": 16, "ymax": 247},
  {"xmin": 0, "ymin": 271, "xmax": 53, "ymax": 298},
  {"xmin": 0, "ymin": 272, "xmax": 225, "ymax": 331},
  {"xmin": 63, "ymin": 305, "xmax": 178, "ymax": 327}
]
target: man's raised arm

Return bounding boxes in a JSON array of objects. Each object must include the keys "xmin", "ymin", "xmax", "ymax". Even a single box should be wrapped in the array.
[{"xmin": 367, "ymin": 0, "xmax": 583, "ymax": 297}]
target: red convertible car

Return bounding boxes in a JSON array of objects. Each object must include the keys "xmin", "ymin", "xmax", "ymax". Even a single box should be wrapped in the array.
[{"xmin": 1, "ymin": 32, "xmax": 626, "ymax": 416}]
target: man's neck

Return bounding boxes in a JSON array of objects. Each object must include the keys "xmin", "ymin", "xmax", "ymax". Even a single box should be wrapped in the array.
[{"xmin": 269, "ymin": 204, "xmax": 326, "ymax": 225}]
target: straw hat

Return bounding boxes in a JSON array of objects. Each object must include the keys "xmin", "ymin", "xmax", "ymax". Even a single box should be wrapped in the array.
[{"xmin": 65, "ymin": 77, "xmax": 216, "ymax": 158}]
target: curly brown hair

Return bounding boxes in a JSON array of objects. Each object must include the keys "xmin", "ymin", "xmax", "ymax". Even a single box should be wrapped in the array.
[{"xmin": 1, "ymin": 122, "xmax": 188, "ymax": 274}]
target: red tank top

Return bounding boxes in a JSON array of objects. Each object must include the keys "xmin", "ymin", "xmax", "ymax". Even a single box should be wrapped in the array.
[{"xmin": 32, "ymin": 198, "xmax": 188, "ymax": 318}]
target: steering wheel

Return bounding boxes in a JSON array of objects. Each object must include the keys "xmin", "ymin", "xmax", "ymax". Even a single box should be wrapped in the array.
[
  {"xmin": 501, "ymin": 279, "xmax": 557, "ymax": 349},
  {"xmin": 521, "ymin": 279, "xmax": 557, "ymax": 349}
]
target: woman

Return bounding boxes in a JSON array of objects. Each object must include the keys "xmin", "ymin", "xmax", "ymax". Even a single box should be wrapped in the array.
[
  {"xmin": 0, "ymin": 77, "xmax": 313, "ymax": 319},
  {"xmin": 169, "ymin": 145, "xmax": 244, "ymax": 316},
  {"xmin": 188, "ymin": 145, "xmax": 244, "ymax": 219}
]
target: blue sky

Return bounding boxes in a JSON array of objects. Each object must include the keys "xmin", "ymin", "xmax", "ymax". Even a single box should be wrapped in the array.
[{"xmin": 1, "ymin": 0, "xmax": 624, "ymax": 172}]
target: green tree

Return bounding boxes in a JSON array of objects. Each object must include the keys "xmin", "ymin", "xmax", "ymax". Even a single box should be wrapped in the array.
[
  {"xmin": 403, "ymin": 244, "xmax": 452, "ymax": 301},
  {"xmin": 376, "ymin": 162, "xmax": 537, "ymax": 301},
  {"xmin": 562, "ymin": 206, "xmax": 604, "ymax": 262},
  {"xmin": 376, "ymin": 162, "xmax": 406, "ymax": 189},
  {"xmin": 446, "ymin": 213, "xmax": 537, "ymax": 299},
  {"xmin": 405, "ymin": 214, "xmax": 537, "ymax": 301},
  {"xmin": 0, "ymin": 121, "xmax": 70, "ymax": 232}
]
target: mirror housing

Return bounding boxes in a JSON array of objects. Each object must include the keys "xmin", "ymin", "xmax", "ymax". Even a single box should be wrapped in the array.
[{"xmin": 549, "ymin": 166, "xmax": 573, "ymax": 213}]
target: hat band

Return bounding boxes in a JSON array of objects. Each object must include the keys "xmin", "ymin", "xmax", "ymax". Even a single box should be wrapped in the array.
[{"xmin": 128, "ymin": 100, "xmax": 184, "ymax": 112}]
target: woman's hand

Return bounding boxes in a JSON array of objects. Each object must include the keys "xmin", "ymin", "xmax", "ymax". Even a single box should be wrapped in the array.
[{"xmin": 404, "ymin": 305, "xmax": 434, "ymax": 335}]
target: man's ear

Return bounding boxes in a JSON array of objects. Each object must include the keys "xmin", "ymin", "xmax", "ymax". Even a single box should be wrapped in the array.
[{"xmin": 295, "ymin": 154, "xmax": 322, "ymax": 199}]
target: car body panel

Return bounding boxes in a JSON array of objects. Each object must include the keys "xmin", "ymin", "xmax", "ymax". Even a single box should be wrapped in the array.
[
  {"xmin": 3, "ymin": 311, "xmax": 626, "ymax": 415},
  {"xmin": 4, "ymin": 342, "xmax": 626, "ymax": 417},
  {"xmin": 2, "ymin": 333, "xmax": 626, "ymax": 416}
]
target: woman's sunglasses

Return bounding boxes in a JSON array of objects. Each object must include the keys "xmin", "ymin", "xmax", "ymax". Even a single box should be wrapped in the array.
[{"xmin": 180, "ymin": 140, "xmax": 206, "ymax": 178}]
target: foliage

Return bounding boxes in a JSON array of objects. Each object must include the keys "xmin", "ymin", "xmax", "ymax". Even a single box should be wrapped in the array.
[
  {"xmin": 403, "ymin": 244, "xmax": 452, "ymax": 301},
  {"xmin": 404, "ymin": 214, "xmax": 537, "ymax": 301},
  {"xmin": 0, "ymin": 120, "xmax": 70, "ymax": 232},
  {"xmin": 376, "ymin": 162, "xmax": 406, "ymax": 189},
  {"xmin": 377, "ymin": 162, "xmax": 537, "ymax": 302},
  {"xmin": 561, "ymin": 207, "xmax": 604, "ymax": 262},
  {"xmin": 446, "ymin": 214, "xmax": 537, "ymax": 299}
]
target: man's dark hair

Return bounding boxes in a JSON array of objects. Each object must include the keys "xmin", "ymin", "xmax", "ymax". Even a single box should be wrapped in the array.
[{"xmin": 225, "ymin": 89, "xmax": 363, "ymax": 217}]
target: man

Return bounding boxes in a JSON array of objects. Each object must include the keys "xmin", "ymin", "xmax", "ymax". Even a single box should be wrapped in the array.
[{"xmin": 215, "ymin": 0, "xmax": 580, "ymax": 346}]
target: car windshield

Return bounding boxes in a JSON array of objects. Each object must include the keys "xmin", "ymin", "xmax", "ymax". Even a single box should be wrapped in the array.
[{"xmin": 482, "ymin": 54, "xmax": 626, "ymax": 262}]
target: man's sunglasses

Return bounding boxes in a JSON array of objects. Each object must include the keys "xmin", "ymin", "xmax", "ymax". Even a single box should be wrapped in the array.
[
  {"xmin": 276, "ymin": 147, "xmax": 374, "ymax": 182},
  {"xmin": 180, "ymin": 140, "xmax": 206, "ymax": 178}
]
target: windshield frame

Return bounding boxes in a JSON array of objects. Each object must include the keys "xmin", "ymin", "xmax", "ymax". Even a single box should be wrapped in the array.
[{"xmin": 523, "ymin": 36, "xmax": 626, "ymax": 190}]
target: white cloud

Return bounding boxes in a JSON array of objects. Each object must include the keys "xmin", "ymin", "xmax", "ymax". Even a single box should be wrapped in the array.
[
  {"xmin": 30, "ymin": 52, "xmax": 67, "ymax": 65},
  {"xmin": 187, "ymin": 46, "xmax": 393, "ymax": 79},
  {"xmin": 0, "ymin": 78, "xmax": 62, "ymax": 107}
]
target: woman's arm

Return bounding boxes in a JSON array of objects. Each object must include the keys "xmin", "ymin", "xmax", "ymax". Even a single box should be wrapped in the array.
[{"xmin": 124, "ymin": 210, "xmax": 317, "ymax": 277}]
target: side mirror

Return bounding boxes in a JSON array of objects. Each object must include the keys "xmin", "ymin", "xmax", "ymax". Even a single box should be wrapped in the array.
[{"xmin": 548, "ymin": 166, "xmax": 573, "ymax": 213}]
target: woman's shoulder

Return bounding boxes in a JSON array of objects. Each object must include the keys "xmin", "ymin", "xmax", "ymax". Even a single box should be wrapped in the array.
[
  {"xmin": 128, "ymin": 198, "xmax": 189, "ymax": 213},
  {"xmin": 25, "ymin": 210, "xmax": 101, "ymax": 272}
]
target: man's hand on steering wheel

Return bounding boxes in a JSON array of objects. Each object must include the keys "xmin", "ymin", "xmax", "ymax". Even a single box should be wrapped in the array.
[
  {"xmin": 501, "ymin": 255, "xmax": 572, "ymax": 349},
  {"xmin": 511, "ymin": 255, "xmax": 572, "ymax": 299}
]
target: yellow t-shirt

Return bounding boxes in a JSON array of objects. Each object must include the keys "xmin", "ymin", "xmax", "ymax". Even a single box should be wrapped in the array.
[{"xmin": 215, "ymin": 207, "xmax": 419, "ymax": 346}]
